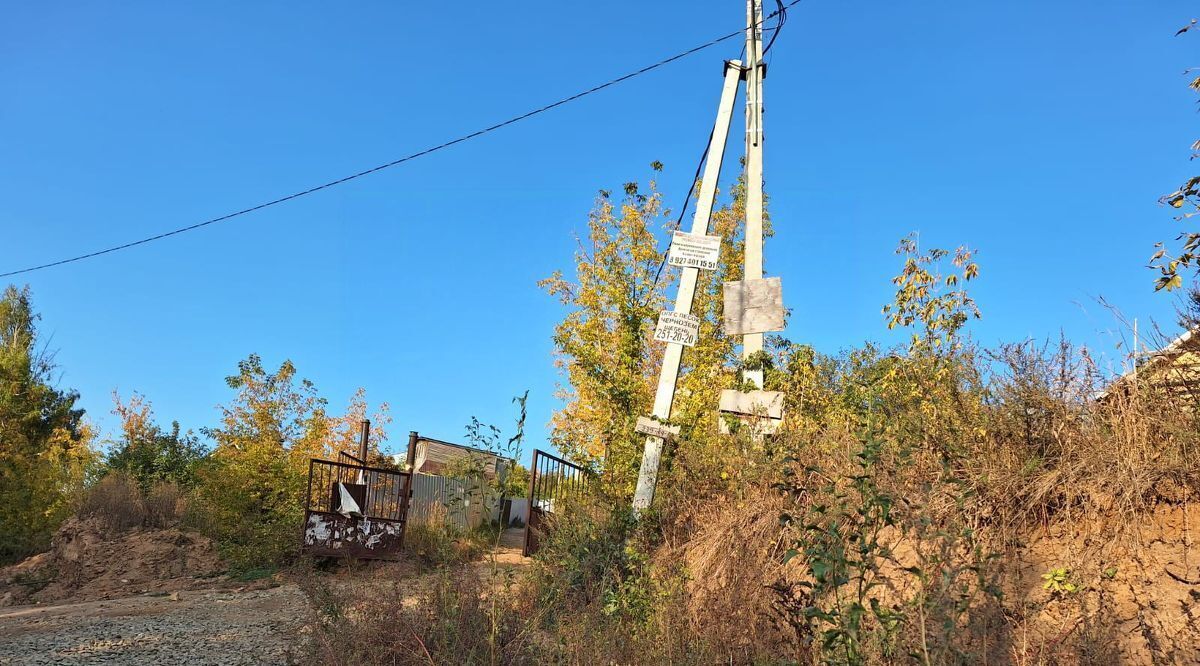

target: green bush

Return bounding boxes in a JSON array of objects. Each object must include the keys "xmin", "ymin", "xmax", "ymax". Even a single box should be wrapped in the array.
[
  {"xmin": 404, "ymin": 515, "xmax": 501, "ymax": 568},
  {"xmin": 528, "ymin": 496, "xmax": 650, "ymax": 620},
  {"xmin": 193, "ymin": 354, "xmax": 328, "ymax": 571},
  {"xmin": 105, "ymin": 419, "xmax": 206, "ymax": 492}
]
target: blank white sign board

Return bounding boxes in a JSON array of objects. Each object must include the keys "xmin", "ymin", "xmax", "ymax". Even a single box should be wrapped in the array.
[
  {"xmin": 723, "ymin": 277, "xmax": 785, "ymax": 335},
  {"xmin": 718, "ymin": 389, "xmax": 785, "ymax": 419}
]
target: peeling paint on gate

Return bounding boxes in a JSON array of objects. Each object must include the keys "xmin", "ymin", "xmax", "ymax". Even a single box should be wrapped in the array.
[
  {"xmin": 302, "ymin": 458, "xmax": 412, "ymax": 560},
  {"xmin": 303, "ymin": 512, "xmax": 405, "ymax": 559}
]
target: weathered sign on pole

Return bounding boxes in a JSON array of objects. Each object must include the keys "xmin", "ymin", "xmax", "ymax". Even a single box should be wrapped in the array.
[
  {"xmin": 634, "ymin": 416, "xmax": 681, "ymax": 440},
  {"xmin": 667, "ymin": 231, "xmax": 722, "ymax": 271},
  {"xmin": 717, "ymin": 388, "xmax": 785, "ymax": 435},
  {"xmin": 723, "ymin": 277, "xmax": 785, "ymax": 336},
  {"xmin": 718, "ymin": 389, "xmax": 784, "ymax": 419}
]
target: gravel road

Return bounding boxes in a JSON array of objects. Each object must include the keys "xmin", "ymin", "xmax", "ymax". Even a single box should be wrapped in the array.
[
  {"xmin": 0, "ymin": 529, "xmax": 531, "ymax": 665},
  {"xmin": 0, "ymin": 585, "xmax": 306, "ymax": 665}
]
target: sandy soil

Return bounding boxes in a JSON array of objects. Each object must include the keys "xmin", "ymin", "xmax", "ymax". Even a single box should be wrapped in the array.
[
  {"xmin": 0, "ymin": 528, "xmax": 532, "ymax": 665},
  {"xmin": 0, "ymin": 517, "xmax": 226, "ymax": 607}
]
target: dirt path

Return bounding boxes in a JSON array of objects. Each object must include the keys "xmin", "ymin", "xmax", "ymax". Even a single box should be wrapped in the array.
[
  {"xmin": 0, "ymin": 586, "xmax": 306, "ymax": 666},
  {"xmin": 488, "ymin": 527, "xmax": 529, "ymax": 565},
  {"xmin": 0, "ymin": 528, "xmax": 531, "ymax": 665}
]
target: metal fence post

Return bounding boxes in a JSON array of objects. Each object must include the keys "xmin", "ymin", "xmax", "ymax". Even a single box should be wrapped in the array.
[{"xmin": 406, "ymin": 431, "xmax": 419, "ymax": 473}]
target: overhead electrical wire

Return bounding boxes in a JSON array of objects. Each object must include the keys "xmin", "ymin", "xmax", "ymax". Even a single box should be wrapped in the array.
[
  {"xmin": 762, "ymin": 0, "xmax": 788, "ymax": 56},
  {"xmin": 1, "ymin": 2, "xmax": 799, "ymax": 278}
]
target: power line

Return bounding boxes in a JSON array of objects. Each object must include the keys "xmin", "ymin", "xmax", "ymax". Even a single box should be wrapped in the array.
[
  {"xmin": 2, "ymin": 2, "xmax": 799, "ymax": 278},
  {"xmin": 762, "ymin": 0, "xmax": 789, "ymax": 56}
]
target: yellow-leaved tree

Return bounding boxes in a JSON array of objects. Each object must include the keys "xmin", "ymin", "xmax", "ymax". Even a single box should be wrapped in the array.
[
  {"xmin": 195, "ymin": 354, "xmax": 389, "ymax": 569},
  {"xmin": 539, "ymin": 165, "xmax": 758, "ymax": 496},
  {"xmin": 0, "ymin": 285, "xmax": 97, "ymax": 563},
  {"xmin": 877, "ymin": 234, "xmax": 986, "ymax": 461},
  {"xmin": 326, "ymin": 387, "xmax": 393, "ymax": 467},
  {"xmin": 539, "ymin": 175, "xmax": 671, "ymax": 491},
  {"xmin": 196, "ymin": 354, "xmax": 329, "ymax": 568}
]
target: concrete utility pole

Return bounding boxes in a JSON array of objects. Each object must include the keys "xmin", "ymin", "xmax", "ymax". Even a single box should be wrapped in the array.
[
  {"xmin": 631, "ymin": 60, "xmax": 743, "ymax": 512},
  {"xmin": 742, "ymin": 0, "xmax": 767, "ymax": 389}
]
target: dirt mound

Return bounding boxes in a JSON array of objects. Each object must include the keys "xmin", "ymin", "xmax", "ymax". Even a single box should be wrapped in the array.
[
  {"xmin": 0, "ymin": 517, "xmax": 227, "ymax": 606},
  {"xmin": 675, "ymin": 497, "xmax": 1200, "ymax": 663},
  {"xmin": 1000, "ymin": 503, "xmax": 1200, "ymax": 663}
]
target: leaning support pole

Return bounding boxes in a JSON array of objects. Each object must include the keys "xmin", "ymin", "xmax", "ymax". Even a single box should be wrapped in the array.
[{"xmin": 632, "ymin": 59, "xmax": 743, "ymax": 513}]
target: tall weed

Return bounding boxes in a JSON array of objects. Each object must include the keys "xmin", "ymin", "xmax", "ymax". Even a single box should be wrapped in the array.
[{"xmin": 75, "ymin": 472, "xmax": 189, "ymax": 532}]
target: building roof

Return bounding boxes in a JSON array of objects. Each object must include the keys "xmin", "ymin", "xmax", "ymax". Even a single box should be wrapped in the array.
[
  {"xmin": 393, "ymin": 434, "xmax": 505, "ymax": 478},
  {"xmin": 1099, "ymin": 326, "xmax": 1200, "ymax": 400}
]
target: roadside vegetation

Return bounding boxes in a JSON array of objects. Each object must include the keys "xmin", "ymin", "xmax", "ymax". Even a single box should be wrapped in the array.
[
  {"xmin": 299, "ymin": 168, "xmax": 1200, "ymax": 664},
  {"xmin": 1, "ymin": 277, "xmax": 525, "ymax": 616},
  {"xmin": 0, "ymin": 283, "xmax": 416, "ymax": 574},
  {"xmin": 4, "ymin": 163, "xmax": 1200, "ymax": 662},
  {"xmin": 4, "ymin": 22, "xmax": 1200, "ymax": 666}
]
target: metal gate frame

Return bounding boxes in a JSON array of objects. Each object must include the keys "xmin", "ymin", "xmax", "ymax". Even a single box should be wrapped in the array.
[
  {"xmin": 303, "ymin": 456, "xmax": 413, "ymax": 560},
  {"xmin": 523, "ymin": 449, "xmax": 593, "ymax": 557}
]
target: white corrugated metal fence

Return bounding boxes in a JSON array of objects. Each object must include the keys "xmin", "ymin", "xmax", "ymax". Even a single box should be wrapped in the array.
[{"xmin": 408, "ymin": 473, "xmax": 502, "ymax": 530}]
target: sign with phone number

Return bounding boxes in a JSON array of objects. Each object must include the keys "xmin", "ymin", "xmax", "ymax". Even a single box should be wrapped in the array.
[
  {"xmin": 654, "ymin": 311, "xmax": 700, "ymax": 347},
  {"xmin": 667, "ymin": 231, "xmax": 721, "ymax": 271}
]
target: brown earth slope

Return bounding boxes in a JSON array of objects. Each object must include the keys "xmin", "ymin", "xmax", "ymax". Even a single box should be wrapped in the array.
[
  {"xmin": 680, "ymin": 496, "xmax": 1200, "ymax": 663},
  {"xmin": 0, "ymin": 517, "xmax": 226, "ymax": 607}
]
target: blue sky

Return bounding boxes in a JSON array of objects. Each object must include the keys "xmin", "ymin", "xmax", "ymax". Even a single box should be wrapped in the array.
[{"xmin": 2, "ymin": 1, "xmax": 1196, "ymax": 460}]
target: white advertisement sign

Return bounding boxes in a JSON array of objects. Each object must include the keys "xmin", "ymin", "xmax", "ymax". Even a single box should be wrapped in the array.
[
  {"xmin": 667, "ymin": 231, "xmax": 721, "ymax": 271},
  {"xmin": 653, "ymin": 311, "xmax": 700, "ymax": 347}
]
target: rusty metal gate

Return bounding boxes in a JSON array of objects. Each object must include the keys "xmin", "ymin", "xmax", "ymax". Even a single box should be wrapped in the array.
[
  {"xmin": 523, "ymin": 449, "xmax": 594, "ymax": 557},
  {"xmin": 303, "ymin": 456, "xmax": 412, "ymax": 560}
]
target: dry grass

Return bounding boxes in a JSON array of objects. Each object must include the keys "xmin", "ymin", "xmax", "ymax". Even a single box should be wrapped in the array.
[
  {"xmin": 77, "ymin": 473, "xmax": 145, "ymax": 531},
  {"xmin": 669, "ymin": 487, "xmax": 796, "ymax": 660},
  {"xmin": 967, "ymin": 340, "xmax": 1200, "ymax": 540},
  {"xmin": 636, "ymin": 339, "xmax": 1200, "ymax": 663},
  {"xmin": 76, "ymin": 473, "xmax": 188, "ymax": 532},
  {"xmin": 402, "ymin": 503, "xmax": 499, "ymax": 568},
  {"xmin": 143, "ymin": 482, "xmax": 186, "ymax": 528},
  {"xmin": 293, "ymin": 336, "xmax": 1200, "ymax": 664},
  {"xmin": 298, "ymin": 566, "xmax": 540, "ymax": 666}
]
